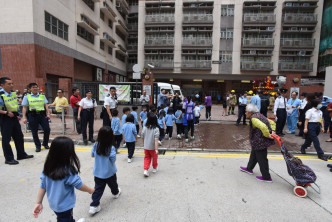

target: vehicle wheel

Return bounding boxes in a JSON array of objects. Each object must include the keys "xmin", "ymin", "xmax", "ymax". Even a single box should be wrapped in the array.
[{"xmin": 294, "ymin": 186, "xmax": 307, "ymax": 198}]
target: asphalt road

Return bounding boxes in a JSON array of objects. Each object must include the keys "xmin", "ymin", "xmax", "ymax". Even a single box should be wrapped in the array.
[{"xmin": 0, "ymin": 143, "xmax": 331, "ymax": 222}]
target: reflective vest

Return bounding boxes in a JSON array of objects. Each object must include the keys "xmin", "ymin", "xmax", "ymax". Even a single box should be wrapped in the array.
[
  {"xmin": 1, "ymin": 92, "xmax": 19, "ymax": 112},
  {"xmin": 27, "ymin": 93, "xmax": 45, "ymax": 111}
]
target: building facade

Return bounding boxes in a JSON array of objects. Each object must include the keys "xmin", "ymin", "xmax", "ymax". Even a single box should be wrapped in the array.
[
  {"xmin": 0, "ymin": 0, "xmax": 129, "ymax": 101},
  {"xmin": 137, "ymin": 0, "xmax": 324, "ymax": 97}
]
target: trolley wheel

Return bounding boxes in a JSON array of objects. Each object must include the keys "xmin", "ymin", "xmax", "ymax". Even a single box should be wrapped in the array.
[{"xmin": 294, "ymin": 186, "xmax": 308, "ymax": 198}]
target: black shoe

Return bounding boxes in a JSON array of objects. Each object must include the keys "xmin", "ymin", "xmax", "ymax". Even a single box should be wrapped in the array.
[
  {"xmin": 300, "ymin": 147, "xmax": 306, "ymax": 154},
  {"xmin": 83, "ymin": 140, "xmax": 88, "ymax": 145},
  {"xmin": 5, "ymin": 160, "xmax": 19, "ymax": 165},
  {"xmin": 17, "ymin": 155, "xmax": 34, "ymax": 160},
  {"xmin": 327, "ymin": 164, "xmax": 332, "ymax": 168},
  {"xmin": 43, "ymin": 145, "xmax": 50, "ymax": 150},
  {"xmin": 330, "ymin": 168, "xmax": 332, "ymax": 172},
  {"xmin": 318, "ymin": 155, "xmax": 328, "ymax": 161},
  {"xmin": 89, "ymin": 139, "xmax": 95, "ymax": 143},
  {"xmin": 36, "ymin": 148, "xmax": 41, "ymax": 152},
  {"xmin": 243, "ymin": 123, "xmax": 248, "ymax": 125}
]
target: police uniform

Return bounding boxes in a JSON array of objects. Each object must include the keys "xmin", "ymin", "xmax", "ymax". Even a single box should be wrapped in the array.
[
  {"xmin": 22, "ymin": 92, "xmax": 50, "ymax": 152},
  {"xmin": 103, "ymin": 94, "xmax": 117, "ymax": 127},
  {"xmin": 0, "ymin": 90, "xmax": 33, "ymax": 163},
  {"xmin": 274, "ymin": 90, "xmax": 288, "ymax": 136},
  {"xmin": 79, "ymin": 97, "xmax": 97, "ymax": 143}
]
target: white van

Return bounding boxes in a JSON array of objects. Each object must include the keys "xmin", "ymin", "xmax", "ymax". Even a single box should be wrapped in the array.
[{"xmin": 171, "ymin": 84, "xmax": 184, "ymax": 102}]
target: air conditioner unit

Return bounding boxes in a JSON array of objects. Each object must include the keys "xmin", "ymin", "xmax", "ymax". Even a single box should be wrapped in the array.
[
  {"xmin": 303, "ymin": 3, "xmax": 310, "ymax": 7},
  {"xmin": 267, "ymin": 27, "xmax": 274, "ymax": 31},
  {"xmin": 103, "ymin": 33, "xmax": 109, "ymax": 39},
  {"xmin": 300, "ymin": 27, "xmax": 308, "ymax": 31},
  {"xmin": 285, "ymin": 3, "xmax": 292, "ymax": 6},
  {"xmin": 206, "ymin": 49, "xmax": 212, "ymax": 54},
  {"xmin": 96, "ymin": 68, "xmax": 103, "ymax": 82},
  {"xmin": 291, "ymin": 27, "xmax": 298, "ymax": 31},
  {"xmin": 299, "ymin": 51, "xmax": 306, "ymax": 56},
  {"xmin": 293, "ymin": 3, "xmax": 299, "ymax": 6}
]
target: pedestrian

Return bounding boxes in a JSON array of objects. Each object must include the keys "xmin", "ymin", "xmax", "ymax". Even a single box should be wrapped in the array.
[
  {"xmin": 204, "ymin": 94, "xmax": 212, "ymax": 121},
  {"xmin": 259, "ymin": 92, "xmax": 270, "ymax": 117},
  {"xmin": 300, "ymin": 99, "xmax": 328, "ymax": 161},
  {"xmin": 322, "ymin": 96, "xmax": 332, "ymax": 133},
  {"xmin": 298, "ymin": 93, "xmax": 315, "ymax": 140},
  {"xmin": 22, "ymin": 82, "xmax": 51, "ymax": 152},
  {"xmin": 250, "ymin": 90, "xmax": 262, "ymax": 112},
  {"xmin": 121, "ymin": 107, "xmax": 131, "ymax": 148},
  {"xmin": 131, "ymin": 106, "xmax": 140, "ymax": 138},
  {"xmin": 157, "ymin": 89, "xmax": 172, "ymax": 111},
  {"xmin": 274, "ymin": 88, "xmax": 288, "ymax": 137},
  {"xmin": 247, "ymin": 90, "xmax": 253, "ymax": 104},
  {"xmin": 228, "ymin": 90, "xmax": 237, "ymax": 115},
  {"xmin": 195, "ymin": 92, "xmax": 200, "ymax": 103},
  {"xmin": 158, "ymin": 110, "xmax": 166, "ymax": 145},
  {"xmin": 0, "ymin": 77, "xmax": 33, "ymax": 165},
  {"xmin": 165, "ymin": 108, "xmax": 177, "ymax": 140},
  {"xmin": 222, "ymin": 93, "xmax": 228, "ymax": 116},
  {"xmin": 172, "ymin": 93, "xmax": 182, "ymax": 112},
  {"xmin": 122, "ymin": 114, "xmax": 137, "ymax": 163},
  {"xmin": 139, "ymin": 90, "xmax": 150, "ymax": 107},
  {"xmin": 217, "ymin": 94, "xmax": 221, "ymax": 104},
  {"xmin": 49, "ymin": 89, "xmax": 69, "ymax": 127},
  {"xmin": 77, "ymin": 90, "xmax": 97, "ymax": 145},
  {"xmin": 70, "ymin": 87, "xmax": 82, "ymax": 134},
  {"xmin": 268, "ymin": 92, "xmax": 276, "ymax": 111},
  {"xmin": 32, "ymin": 137, "xmax": 94, "ymax": 222},
  {"xmin": 175, "ymin": 106, "xmax": 184, "ymax": 139},
  {"xmin": 326, "ymin": 101, "xmax": 332, "ymax": 142},
  {"xmin": 159, "ymin": 104, "xmax": 166, "ymax": 114},
  {"xmin": 240, "ymin": 104, "xmax": 276, "ymax": 183},
  {"xmin": 194, "ymin": 102, "xmax": 201, "ymax": 125},
  {"xmin": 102, "ymin": 87, "xmax": 118, "ymax": 127},
  {"xmin": 16, "ymin": 90, "xmax": 23, "ymax": 116},
  {"xmin": 297, "ymin": 92, "xmax": 308, "ymax": 137},
  {"xmin": 183, "ymin": 96, "xmax": 195, "ymax": 143},
  {"xmin": 164, "ymin": 103, "xmax": 170, "ymax": 114},
  {"xmin": 140, "ymin": 105, "xmax": 148, "ymax": 127},
  {"xmin": 89, "ymin": 126, "xmax": 121, "ymax": 215},
  {"xmin": 286, "ymin": 91, "xmax": 301, "ymax": 134},
  {"xmin": 111, "ymin": 109, "xmax": 122, "ymax": 153},
  {"xmin": 236, "ymin": 91, "xmax": 248, "ymax": 126},
  {"xmin": 142, "ymin": 113, "xmax": 160, "ymax": 177}
]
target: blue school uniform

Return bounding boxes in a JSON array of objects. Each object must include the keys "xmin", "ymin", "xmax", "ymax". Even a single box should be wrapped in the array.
[
  {"xmin": 175, "ymin": 110, "xmax": 183, "ymax": 124},
  {"xmin": 131, "ymin": 111, "xmax": 138, "ymax": 125},
  {"xmin": 140, "ymin": 111, "xmax": 147, "ymax": 122},
  {"xmin": 122, "ymin": 122, "xmax": 137, "ymax": 142},
  {"xmin": 165, "ymin": 114, "xmax": 176, "ymax": 126},
  {"xmin": 91, "ymin": 143, "xmax": 117, "ymax": 179},
  {"xmin": 111, "ymin": 117, "xmax": 122, "ymax": 135},
  {"xmin": 121, "ymin": 114, "xmax": 127, "ymax": 126},
  {"xmin": 143, "ymin": 118, "xmax": 148, "ymax": 127},
  {"xmin": 158, "ymin": 117, "xmax": 165, "ymax": 128}
]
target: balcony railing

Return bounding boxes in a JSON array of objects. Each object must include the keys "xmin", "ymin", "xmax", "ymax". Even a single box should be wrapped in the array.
[
  {"xmin": 127, "ymin": 44, "xmax": 138, "ymax": 51},
  {"xmin": 181, "ymin": 60, "xmax": 211, "ymax": 69},
  {"xmin": 145, "ymin": 15, "xmax": 175, "ymax": 23},
  {"xmin": 280, "ymin": 39, "xmax": 315, "ymax": 48},
  {"xmin": 243, "ymin": 14, "xmax": 276, "ymax": 23},
  {"xmin": 283, "ymin": 14, "xmax": 318, "ymax": 24},
  {"xmin": 182, "ymin": 37, "xmax": 212, "ymax": 46},
  {"xmin": 278, "ymin": 62, "xmax": 313, "ymax": 72},
  {"xmin": 241, "ymin": 62, "xmax": 273, "ymax": 71},
  {"xmin": 144, "ymin": 60, "xmax": 174, "ymax": 69},
  {"xmin": 127, "ymin": 24, "xmax": 138, "ymax": 31},
  {"xmin": 242, "ymin": 38, "xmax": 274, "ymax": 48},
  {"xmin": 145, "ymin": 37, "xmax": 174, "ymax": 46},
  {"xmin": 182, "ymin": 14, "xmax": 213, "ymax": 23}
]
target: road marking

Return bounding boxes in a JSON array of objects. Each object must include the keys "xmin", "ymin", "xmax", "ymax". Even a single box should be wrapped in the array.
[{"xmin": 19, "ymin": 179, "xmax": 25, "ymax": 182}]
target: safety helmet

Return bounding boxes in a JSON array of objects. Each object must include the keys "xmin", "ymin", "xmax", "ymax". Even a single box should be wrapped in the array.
[
  {"xmin": 231, "ymin": 90, "xmax": 235, "ymax": 93},
  {"xmin": 248, "ymin": 90, "xmax": 253, "ymax": 95}
]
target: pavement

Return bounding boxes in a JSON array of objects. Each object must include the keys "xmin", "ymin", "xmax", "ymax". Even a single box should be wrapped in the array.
[{"xmin": 0, "ymin": 143, "xmax": 331, "ymax": 222}]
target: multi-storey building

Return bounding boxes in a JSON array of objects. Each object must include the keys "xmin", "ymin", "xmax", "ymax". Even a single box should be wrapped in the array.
[
  {"xmin": 137, "ymin": 0, "xmax": 323, "ymax": 97},
  {"xmin": 0, "ymin": 0, "xmax": 129, "ymax": 100}
]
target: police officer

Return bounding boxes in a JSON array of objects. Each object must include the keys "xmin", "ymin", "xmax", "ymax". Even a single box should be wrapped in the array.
[
  {"xmin": 78, "ymin": 90, "xmax": 97, "ymax": 145},
  {"xmin": 274, "ymin": 88, "xmax": 288, "ymax": 136},
  {"xmin": 103, "ymin": 86, "xmax": 117, "ymax": 127},
  {"xmin": 0, "ymin": 77, "xmax": 34, "ymax": 164},
  {"xmin": 22, "ymin": 83, "xmax": 50, "ymax": 152}
]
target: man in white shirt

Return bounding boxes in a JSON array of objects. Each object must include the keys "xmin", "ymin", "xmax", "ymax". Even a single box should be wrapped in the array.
[
  {"xmin": 103, "ymin": 87, "xmax": 117, "ymax": 127},
  {"xmin": 140, "ymin": 90, "xmax": 150, "ymax": 106},
  {"xmin": 274, "ymin": 88, "xmax": 288, "ymax": 136}
]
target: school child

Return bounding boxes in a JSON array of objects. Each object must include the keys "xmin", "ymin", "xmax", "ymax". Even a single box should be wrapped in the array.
[
  {"xmin": 194, "ymin": 103, "xmax": 201, "ymax": 125},
  {"xmin": 183, "ymin": 96, "xmax": 195, "ymax": 143},
  {"xmin": 159, "ymin": 104, "xmax": 165, "ymax": 114},
  {"xmin": 175, "ymin": 106, "xmax": 184, "ymax": 139},
  {"xmin": 164, "ymin": 103, "xmax": 170, "ymax": 114},
  {"xmin": 89, "ymin": 127, "xmax": 121, "ymax": 215},
  {"xmin": 111, "ymin": 109, "xmax": 122, "ymax": 154},
  {"xmin": 131, "ymin": 106, "xmax": 140, "ymax": 138},
  {"xmin": 121, "ymin": 107, "xmax": 131, "ymax": 147},
  {"xmin": 33, "ymin": 137, "xmax": 94, "ymax": 222},
  {"xmin": 140, "ymin": 105, "xmax": 148, "ymax": 127},
  {"xmin": 165, "ymin": 108, "xmax": 177, "ymax": 140},
  {"xmin": 142, "ymin": 113, "xmax": 160, "ymax": 177},
  {"xmin": 158, "ymin": 110, "xmax": 166, "ymax": 145},
  {"xmin": 122, "ymin": 114, "xmax": 137, "ymax": 163}
]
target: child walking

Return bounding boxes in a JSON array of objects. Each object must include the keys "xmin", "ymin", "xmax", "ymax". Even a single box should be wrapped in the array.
[
  {"xmin": 89, "ymin": 126, "xmax": 121, "ymax": 215},
  {"xmin": 165, "ymin": 108, "xmax": 177, "ymax": 140},
  {"xmin": 131, "ymin": 106, "xmax": 140, "ymax": 138},
  {"xmin": 140, "ymin": 105, "xmax": 148, "ymax": 128},
  {"xmin": 194, "ymin": 102, "xmax": 201, "ymax": 125},
  {"xmin": 33, "ymin": 137, "xmax": 94, "ymax": 222},
  {"xmin": 142, "ymin": 113, "xmax": 160, "ymax": 177},
  {"xmin": 175, "ymin": 106, "xmax": 184, "ymax": 139},
  {"xmin": 111, "ymin": 109, "xmax": 122, "ymax": 154},
  {"xmin": 122, "ymin": 114, "xmax": 137, "ymax": 163},
  {"xmin": 121, "ymin": 107, "xmax": 131, "ymax": 148},
  {"xmin": 158, "ymin": 110, "xmax": 166, "ymax": 145}
]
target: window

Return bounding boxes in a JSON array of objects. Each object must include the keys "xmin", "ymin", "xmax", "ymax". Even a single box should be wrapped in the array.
[
  {"xmin": 82, "ymin": 0, "xmax": 94, "ymax": 11},
  {"xmin": 108, "ymin": 19, "xmax": 113, "ymax": 29},
  {"xmin": 45, "ymin": 11, "xmax": 69, "ymax": 41},
  {"xmin": 108, "ymin": 46, "xmax": 113, "ymax": 55},
  {"xmin": 221, "ymin": 5, "xmax": 234, "ymax": 16},
  {"xmin": 116, "ymin": 28, "xmax": 126, "ymax": 41},
  {"xmin": 77, "ymin": 25, "xmax": 94, "ymax": 44},
  {"xmin": 221, "ymin": 28, "xmax": 233, "ymax": 39},
  {"xmin": 220, "ymin": 51, "xmax": 232, "ymax": 63},
  {"xmin": 100, "ymin": 11, "xmax": 105, "ymax": 21},
  {"xmin": 116, "ymin": 51, "xmax": 126, "ymax": 62},
  {"xmin": 100, "ymin": 40, "xmax": 104, "ymax": 50}
]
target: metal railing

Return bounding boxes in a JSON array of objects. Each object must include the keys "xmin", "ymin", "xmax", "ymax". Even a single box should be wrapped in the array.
[
  {"xmin": 145, "ymin": 15, "xmax": 175, "ymax": 23},
  {"xmin": 127, "ymin": 24, "xmax": 138, "ymax": 31},
  {"xmin": 283, "ymin": 14, "xmax": 318, "ymax": 23},
  {"xmin": 127, "ymin": 44, "xmax": 138, "ymax": 50},
  {"xmin": 241, "ymin": 62, "xmax": 273, "ymax": 71},
  {"xmin": 243, "ymin": 14, "xmax": 276, "ymax": 23},
  {"xmin": 280, "ymin": 38, "xmax": 315, "ymax": 48},
  {"xmin": 242, "ymin": 38, "xmax": 274, "ymax": 47},
  {"xmin": 182, "ymin": 37, "xmax": 212, "ymax": 46},
  {"xmin": 278, "ymin": 62, "xmax": 313, "ymax": 72},
  {"xmin": 183, "ymin": 14, "xmax": 213, "ymax": 23},
  {"xmin": 181, "ymin": 60, "xmax": 211, "ymax": 69},
  {"xmin": 144, "ymin": 60, "xmax": 174, "ymax": 69},
  {"xmin": 145, "ymin": 37, "xmax": 174, "ymax": 46}
]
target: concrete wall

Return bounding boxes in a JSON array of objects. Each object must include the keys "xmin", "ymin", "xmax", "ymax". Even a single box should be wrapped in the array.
[{"xmin": 324, "ymin": 66, "xmax": 332, "ymax": 97}]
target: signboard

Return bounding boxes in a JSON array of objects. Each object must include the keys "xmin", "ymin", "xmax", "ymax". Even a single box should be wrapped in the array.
[
  {"xmin": 143, "ymin": 85, "xmax": 152, "ymax": 96},
  {"xmin": 133, "ymin": 72, "xmax": 141, "ymax": 80},
  {"xmin": 99, "ymin": 84, "xmax": 131, "ymax": 102}
]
